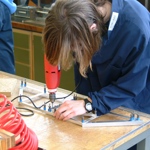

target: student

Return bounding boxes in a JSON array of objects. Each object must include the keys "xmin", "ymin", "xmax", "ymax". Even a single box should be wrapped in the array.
[
  {"xmin": 0, "ymin": 0, "xmax": 16, "ymax": 74},
  {"xmin": 43, "ymin": 0, "xmax": 150, "ymax": 118}
]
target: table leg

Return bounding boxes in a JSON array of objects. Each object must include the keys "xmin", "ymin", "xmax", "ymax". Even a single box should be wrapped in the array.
[{"xmin": 137, "ymin": 135, "xmax": 150, "ymax": 150}]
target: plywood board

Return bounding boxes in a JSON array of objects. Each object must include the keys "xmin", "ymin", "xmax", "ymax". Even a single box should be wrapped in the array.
[
  {"xmin": 0, "ymin": 129, "xmax": 15, "ymax": 150},
  {"xmin": 0, "ymin": 78, "xmax": 17, "ymax": 97}
]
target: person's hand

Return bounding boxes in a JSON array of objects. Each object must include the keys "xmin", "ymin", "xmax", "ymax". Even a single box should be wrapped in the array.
[{"xmin": 54, "ymin": 100, "xmax": 86, "ymax": 121}]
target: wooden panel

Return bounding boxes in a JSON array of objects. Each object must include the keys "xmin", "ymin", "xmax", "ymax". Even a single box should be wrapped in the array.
[
  {"xmin": 13, "ymin": 31, "xmax": 30, "ymax": 49},
  {"xmin": 13, "ymin": 29, "xmax": 33, "ymax": 79},
  {"xmin": 15, "ymin": 63, "xmax": 30, "ymax": 79},
  {"xmin": 14, "ymin": 48, "xmax": 30, "ymax": 64},
  {"xmin": 12, "ymin": 21, "xmax": 43, "ymax": 33},
  {"xmin": 32, "ymin": 33, "xmax": 45, "ymax": 83},
  {"xmin": 0, "ymin": 129, "xmax": 15, "ymax": 150}
]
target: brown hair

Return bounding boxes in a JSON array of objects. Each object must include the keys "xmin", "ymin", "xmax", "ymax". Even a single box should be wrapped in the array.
[{"xmin": 43, "ymin": 0, "xmax": 105, "ymax": 77}]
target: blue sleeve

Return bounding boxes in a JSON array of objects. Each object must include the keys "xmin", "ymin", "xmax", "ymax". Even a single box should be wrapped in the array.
[{"xmin": 89, "ymin": 22, "xmax": 150, "ymax": 115}]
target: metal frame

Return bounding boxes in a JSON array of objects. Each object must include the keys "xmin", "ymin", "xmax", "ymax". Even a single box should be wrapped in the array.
[{"xmin": 18, "ymin": 79, "xmax": 146, "ymax": 127}]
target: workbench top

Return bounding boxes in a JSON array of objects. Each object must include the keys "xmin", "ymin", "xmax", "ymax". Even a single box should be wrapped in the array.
[
  {"xmin": 11, "ymin": 16, "xmax": 44, "ymax": 33},
  {"xmin": 1, "ymin": 71, "xmax": 150, "ymax": 150}
]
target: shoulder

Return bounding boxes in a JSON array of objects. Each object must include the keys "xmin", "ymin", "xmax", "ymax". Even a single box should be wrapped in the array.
[{"xmin": 111, "ymin": 0, "xmax": 150, "ymax": 38}]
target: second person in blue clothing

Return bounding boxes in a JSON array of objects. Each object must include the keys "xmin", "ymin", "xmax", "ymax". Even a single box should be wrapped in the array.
[
  {"xmin": 0, "ymin": 0, "xmax": 16, "ymax": 74},
  {"xmin": 43, "ymin": 0, "xmax": 150, "ymax": 120}
]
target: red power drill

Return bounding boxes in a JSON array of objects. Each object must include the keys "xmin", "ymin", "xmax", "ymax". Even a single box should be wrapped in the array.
[{"xmin": 44, "ymin": 55, "xmax": 61, "ymax": 107}]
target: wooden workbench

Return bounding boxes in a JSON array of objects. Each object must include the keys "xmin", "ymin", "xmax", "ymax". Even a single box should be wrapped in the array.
[
  {"xmin": 1, "ymin": 71, "xmax": 150, "ymax": 150},
  {"xmin": 11, "ymin": 16, "xmax": 43, "ymax": 33}
]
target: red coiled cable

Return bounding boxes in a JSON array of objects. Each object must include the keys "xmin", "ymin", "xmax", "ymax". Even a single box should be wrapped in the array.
[{"xmin": 0, "ymin": 94, "xmax": 38, "ymax": 150}]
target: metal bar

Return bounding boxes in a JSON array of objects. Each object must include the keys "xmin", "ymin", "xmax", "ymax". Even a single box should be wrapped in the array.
[
  {"xmin": 24, "ymin": 85, "xmax": 44, "ymax": 93},
  {"xmin": 109, "ymin": 111, "xmax": 130, "ymax": 119},
  {"xmin": 82, "ymin": 120, "xmax": 144, "ymax": 127},
  {"xmin": 21, "ymin": 92, "xmax": 45, "ymax": 102},
  {"xmin": 101, "ymin": 121, "xmax": 150, "ymax": 150},
  {"xmin": 119, "ymin": 107, "xmax": 150, "ymax": 118}
]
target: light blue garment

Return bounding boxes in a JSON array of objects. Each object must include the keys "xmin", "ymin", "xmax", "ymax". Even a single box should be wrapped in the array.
[{"xmin": 0, "ymin": 0, "xmax": 16, "ymax": 14}]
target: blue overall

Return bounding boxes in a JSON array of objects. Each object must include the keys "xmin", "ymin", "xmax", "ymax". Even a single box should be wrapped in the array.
[
  {"xmin": 0, "ymin": 0, "xmax": 16, "ymax": 74},
  {"xmin": 74, "ymin": 0, "xmax": 150, "ymax": 115}
]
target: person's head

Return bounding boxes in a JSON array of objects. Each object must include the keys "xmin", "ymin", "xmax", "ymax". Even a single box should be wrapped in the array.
[{"xmin": 43, "ymin": 0, "xmax": 108, "ymax": 77}]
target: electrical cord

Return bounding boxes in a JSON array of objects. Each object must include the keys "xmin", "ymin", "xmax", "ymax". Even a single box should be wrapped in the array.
[
  {"xmin": 15, "ymin": 107, "xmax": 34, "ymax": 116},
  {"xmin": 55, "ymin": 76, "xmax": 82, "ymax": 100},
  {"xmin": 11, "ymin": 95, "xmax": 35, "ymax": 116},
  {"xmin": 9, "ymin": 75, "xmax": 82, "ymax": 116},
  {"xmin": 11, "ymin": 95, "xmax": 50, "ymax": 109},
  {"xmin": 11, "ymin": 95, "xmax": 40, "ymax": 109},
  {"xmin": 0, "ymin": 94, "xmax": 38, "ymax": 150}
]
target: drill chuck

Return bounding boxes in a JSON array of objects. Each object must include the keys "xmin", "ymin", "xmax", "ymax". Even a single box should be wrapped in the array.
[{"xmin": 49, "ymin": 92, "xmax": 56, "ymax": 103}]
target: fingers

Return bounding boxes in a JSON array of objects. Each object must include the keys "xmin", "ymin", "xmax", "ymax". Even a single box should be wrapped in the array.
[
  {"xmin": 54, "ymin": 104, "xmax": 67, "ymax": 119},
  {"xmin": 63, "ymin": 112, "xmax": 76, "ymax": 121},
  {"xmin": 54, "ymin": 101, "xmax": 74, "ymax": 120},
  {"xmin": 54, "ymin": 100, "xmax": 86, "ymax": 121},
  {"xmin": 56, "ymin": 110, "xmax": 76, "ymax": 121}
]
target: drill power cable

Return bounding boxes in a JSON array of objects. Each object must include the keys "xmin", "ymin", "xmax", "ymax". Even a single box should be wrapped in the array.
[
  {"xmin": 11, "ymin": 95, "xmax": 50, "ymax": 109},
  {"xmin": 56, "ymin": 76, "xmax": 82, "ymax": 100},
  {"xmin": 10, "ymin": 76, "xmax": 82, "ymax": 116},
  {"xmin": 15, "ymin": 107, "xmax": 34, "ymax": 116}
]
